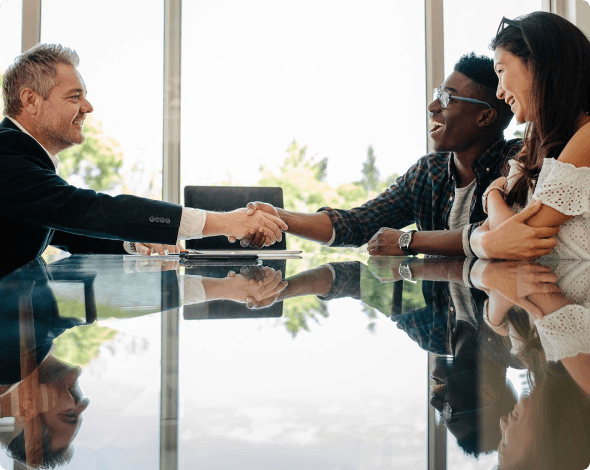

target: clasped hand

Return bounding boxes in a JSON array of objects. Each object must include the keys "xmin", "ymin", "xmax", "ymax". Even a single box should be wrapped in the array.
[
  {"xmin": 228, "ymin": 202, "xmax": 282, "ymax": 247},
  {"xmin": 226, "ymin": 265, "xmax": 288, "ymax": 309}
]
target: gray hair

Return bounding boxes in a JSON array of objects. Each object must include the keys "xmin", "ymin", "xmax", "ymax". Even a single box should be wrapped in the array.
[{"xmin": 2, "ymin": 43, "xmax": 79, "ymax": 118}]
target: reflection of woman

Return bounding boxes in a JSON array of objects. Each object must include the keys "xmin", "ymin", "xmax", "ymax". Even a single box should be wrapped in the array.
[
  {"xmin": 471, "ymin": 259, "xmax": 590, "ymax": 469},
  {"xmin": 471, "ymin": 12, "xmax": 590, "ymax": 260}
]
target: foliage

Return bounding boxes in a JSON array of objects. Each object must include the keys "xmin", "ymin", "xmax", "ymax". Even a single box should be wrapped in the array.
[
  {"xmin": 58, "ymin": 115, "xmax": 124, "ymax": 191},
  {"xmin": 258, "ymin": 142, "xmax": 404, "ymax": 337},
  {"xmin": 53, "ymin": 322, "xmax": 117, "ymax": 367},
  {"xmin": 361, "ymin": 145, "xmax": 380, "ymax": 197}
]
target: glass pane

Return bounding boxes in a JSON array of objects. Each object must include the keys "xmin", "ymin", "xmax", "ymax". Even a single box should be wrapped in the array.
[
  {"xmin": 181, "ymin": 0, "xmax": 427, "ymax": 211},
  {"xmin": 41, "ymin": 0, "xmax": 164, "ymax": 199},
  {"xmin": 443, "ymin": 1, "xmax": 544, "ymax": 141},
  {"xmin": 0, "ymin": 0, "xmax": 23, "ymax": 114}
]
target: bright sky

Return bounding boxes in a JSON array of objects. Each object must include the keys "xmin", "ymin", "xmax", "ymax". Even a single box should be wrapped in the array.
[{"xmin": 0, "ymin": 0, "xmax": 552, "ymax": 196}]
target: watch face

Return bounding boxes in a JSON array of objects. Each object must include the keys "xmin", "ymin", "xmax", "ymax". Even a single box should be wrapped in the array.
[
  {"xmin": 399, "ymin": 232, "xmax": 411, "ymax": 247},
  {"xmin": 399, "ymin": 264, "xmax": 412, "ymax": 279}
]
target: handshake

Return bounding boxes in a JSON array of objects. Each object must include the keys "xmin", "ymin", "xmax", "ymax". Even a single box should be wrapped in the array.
[
  {"xmin": 227, "ymin": 201, "xmax": 284, "ymax": 248},
  {"xmin": 133, "ymin": 201, "xmax": 285, "ymax": 255}
]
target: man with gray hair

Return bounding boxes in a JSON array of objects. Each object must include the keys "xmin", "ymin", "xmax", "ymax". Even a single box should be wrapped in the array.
[{"xmin": 0, "ymin": 44, "xmax": 286, "ymax": 270}]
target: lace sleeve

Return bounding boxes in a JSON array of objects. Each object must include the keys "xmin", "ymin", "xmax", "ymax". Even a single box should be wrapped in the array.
[
  {"xmin": 532, "ymin": 158, "xmax": 590, "ymax": 216},
  {"xmin": 534, "ymin": 304, "xmax": 590, "ymax": 361}
]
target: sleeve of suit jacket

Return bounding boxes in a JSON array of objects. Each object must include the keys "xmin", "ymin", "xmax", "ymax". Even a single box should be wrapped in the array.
[
  {"xmin": 50, "ymin": 230, "xmax": 128, "ymax": 254},
  {"xmin": 0, "ymin": 130, "xmax": 183, "ymax": 245}
]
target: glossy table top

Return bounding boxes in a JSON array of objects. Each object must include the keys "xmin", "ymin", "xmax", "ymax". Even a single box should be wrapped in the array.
[{"xmin": 0, "ymin": 254, "xmax": 589, "ymax": 470}]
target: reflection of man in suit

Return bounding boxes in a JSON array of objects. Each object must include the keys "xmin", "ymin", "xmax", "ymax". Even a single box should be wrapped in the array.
[
  {"xmin": 0, "ymin": 259, "xmax": 89, "ymax": 468},
  {"xmin": 0, "ymin": 43, "xmax": 286, "ymax": 271}
]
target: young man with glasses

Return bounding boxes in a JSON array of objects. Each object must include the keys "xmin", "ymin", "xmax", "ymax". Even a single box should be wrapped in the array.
[{"xmin": 242, "ymin": 53, "xmax": 559, "ymax": 260}]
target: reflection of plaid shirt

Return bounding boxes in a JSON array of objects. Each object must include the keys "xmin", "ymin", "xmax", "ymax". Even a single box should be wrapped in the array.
[{"xmin": 319, "ymin": 138, "xmax": 521, "ymax": 247}]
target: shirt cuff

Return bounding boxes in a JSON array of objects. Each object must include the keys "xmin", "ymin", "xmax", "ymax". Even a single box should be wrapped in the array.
[
  {"xmin": 324, "ymin": 228, "xmax": 336, "ymax": 246},
  {"xmin": 123, "ymin": 241, "xmax": 137, "ymax": 254},
  {"xmin": 462, "ymin": 224, "xmax": 474, "ymax": 257},
  {"xmin": 178, "ymin": 207, "xmax": 207, "ymax": 240},
  {"xmin": 181, "ymin": 275, "xmax": 207, "ymax": 305}
]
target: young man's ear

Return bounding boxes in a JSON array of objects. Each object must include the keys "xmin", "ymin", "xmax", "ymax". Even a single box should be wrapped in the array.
[
  {"xmin": 19, "ymin": 88, "xmax": 41, "ymax": 116},
  {"xmin": 478, "ymin": 108, "xmax": 497, "ymax": 128}
]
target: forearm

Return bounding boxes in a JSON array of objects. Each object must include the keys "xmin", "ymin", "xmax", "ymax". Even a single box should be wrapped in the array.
[
  {"xmin": 470, "ymin": 221, "xmax": 491, "ymax": 259},
  {"xmin": 524, "ymin": 204, "xmax": 570, "ymax": 228},
  {"xmin": 277, "ymin": 209, "xmax": 334, "ymax": 244},
  {"xmin": 487, "ymin": 190, "xmax": 515, "ymax": 228},
  {"xmin": 278, "ymin": 266, "xmax": 334, "ymax": 300},
  {"xmin": 410, "ymin": 229, "xmax": 465, "ymax": 256},
  {"xmin": 408, "ymin": 258, "xmax": 466, "ymax": 282}
]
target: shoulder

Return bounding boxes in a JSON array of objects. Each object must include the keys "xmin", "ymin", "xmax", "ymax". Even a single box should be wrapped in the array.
[
  {"xmin": 415, "ymin": 152, "xmax": 449, "ymax": 174},
  {"xmin": 503, "ymin": 138, "xmax": 523, "ymax": 158},
  {"xmin": 394, "ymin": 152, "xmax": 448, "ymax": 188},
  {"xmin": 557, "ymin": 120, "xmax": 590, "ymax": 167},
  {"xmin": 0, "ymin": 128, "xmax": 52, "ymax": 168}
]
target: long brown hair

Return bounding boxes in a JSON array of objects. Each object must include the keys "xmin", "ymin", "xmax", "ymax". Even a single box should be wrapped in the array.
[{"xmin": 490, "ymin": 12, "xmax": 590, "ymax": 207}]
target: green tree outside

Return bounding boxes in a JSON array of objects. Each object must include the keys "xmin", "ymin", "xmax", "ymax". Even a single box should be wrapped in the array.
[{"xmin": 58, "ymin": 115, "xmax": 124, "ymax": 191}]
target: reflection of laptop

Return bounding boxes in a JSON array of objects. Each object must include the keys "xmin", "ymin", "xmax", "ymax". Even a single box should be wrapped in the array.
[{"xmin": 184, "ymin": 186, "xmax": 287, "ymax": 251}]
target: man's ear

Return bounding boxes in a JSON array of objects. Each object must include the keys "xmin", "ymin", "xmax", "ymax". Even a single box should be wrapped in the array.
[
  {"xmin": 19, "ymin": 88, "xmax": 41, "ymax": 116},
  {"xmin": 478, "ymin": 108, "xmax": 497, "ymax": 128}
]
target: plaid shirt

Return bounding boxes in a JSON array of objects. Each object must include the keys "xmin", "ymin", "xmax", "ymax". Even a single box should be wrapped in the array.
[{"xmin": 319, "ymin": 138, "xmax": 522, "ymax": 247}]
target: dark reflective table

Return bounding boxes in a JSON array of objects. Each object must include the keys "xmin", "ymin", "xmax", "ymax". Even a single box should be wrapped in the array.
[{"xmin": 0, "ymin": 254, "xmax": 589, "ymax": 470}]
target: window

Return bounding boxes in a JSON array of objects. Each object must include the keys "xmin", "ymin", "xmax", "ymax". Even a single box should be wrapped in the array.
[{"xmin": 41, "ymin": 0, "xmax": 165, "ymax": 199}]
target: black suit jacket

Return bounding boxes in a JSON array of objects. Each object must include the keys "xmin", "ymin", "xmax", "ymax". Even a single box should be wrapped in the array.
[{"xmin": 0, "ymin": 117, "xmax": 183, "ymax": 268}]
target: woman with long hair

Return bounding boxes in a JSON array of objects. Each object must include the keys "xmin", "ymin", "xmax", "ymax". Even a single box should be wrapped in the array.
[{"xmin": 470, "ymin": 11, "xmax": 590, "ymax": 259}]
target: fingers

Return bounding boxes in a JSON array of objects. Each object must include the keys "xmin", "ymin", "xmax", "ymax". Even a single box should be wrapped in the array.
[
  {"xmin": 240, "ymin": 231, "xmax": 266, "ymax": 248},
  {"xmin": 228, "ymin": 236, "xmax": 237, "ymax": 243},
  {"xmin": 258, "ymin": 214, "xmax": 286, "ymax": 244},
  {"xmin": 260, "ymin": 212, "xmax": 288, "ymax": 232},
  {"xmin": 239, "ymin": 265, "xmax": 266, "ymax": 283},
  {"xmin": 265, "ymin": 280, "xmax": 288, "ymax": 298},
  {"xmin": 246, "ymin": 202, "xmax": 257, "ymax": 216},
  {"xmin": 134, "ymin": 243, "xmax": 151, "ymax": 255},
  {"xmin": 533, "ymin": 226, "xmax": 560, "ymax": 238},
  {"xmin": 239, "ymin": 233, "xmax": 255, "ymax": 247},
  {"xmin": 260, "ymin": 269, "xmax": 284, "ymax": 293}
]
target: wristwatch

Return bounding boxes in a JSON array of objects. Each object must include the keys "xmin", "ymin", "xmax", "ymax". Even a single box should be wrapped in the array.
[
  {"xmin": 398, "ymin": 258, "xmax": 417, "ymax": 283},
  {"xmin": 398, "ymin": 230, "xmax": 417, "ymax": 256}
]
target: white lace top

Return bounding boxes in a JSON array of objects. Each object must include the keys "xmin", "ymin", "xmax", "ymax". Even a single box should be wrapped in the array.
[
  {"xmin": 533, "ymin": 260, "xmax": 590, "ymax": 361},
  {"xmin": 506, "ymin": 158, "xmax": 590, "ymax": 259}
]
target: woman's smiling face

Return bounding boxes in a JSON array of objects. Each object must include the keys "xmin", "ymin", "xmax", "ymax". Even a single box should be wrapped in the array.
[
  {"xmin": 494, "ymin": 47, "xmax": 534, "ymax": 124},
  {"xmin": 497, "ymin": 394, "xmax": 534, "ymax": 468}
]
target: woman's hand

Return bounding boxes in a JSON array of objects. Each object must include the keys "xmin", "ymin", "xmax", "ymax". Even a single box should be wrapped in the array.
[
  {"xmin": 479, "ymin": 260, "xmax": 560, "ymax": 318},
  {"xmin": 474, "ymin": 201, "xmax": 560, "ymax": 259}
]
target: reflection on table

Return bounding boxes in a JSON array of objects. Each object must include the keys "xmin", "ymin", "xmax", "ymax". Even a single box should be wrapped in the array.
[{"xmin": 0, "ymin": 255, "xmax": 588, "ymax": 469}]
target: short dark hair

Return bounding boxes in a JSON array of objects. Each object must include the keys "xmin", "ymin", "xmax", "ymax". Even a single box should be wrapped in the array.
[{"xmin": 454, "ymin": 52, "xmax": 513, "ymax": 131}]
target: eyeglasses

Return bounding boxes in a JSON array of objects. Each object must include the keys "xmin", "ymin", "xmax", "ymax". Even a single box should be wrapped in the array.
[
  {"xmin": 441, "ymin": 400, "xmax": 499, "ymax": 424},
  {"xmin": 496, "ymin": 16, "xmax": 521, "ymax": 37},
  {"xmin": 433, "ymin": 88, "xmax": 492, "ymax": 109}
]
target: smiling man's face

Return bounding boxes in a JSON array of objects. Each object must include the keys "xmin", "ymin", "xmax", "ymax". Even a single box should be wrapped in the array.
[
  {"xmin": 34, "ymin": 63, "xmax": 94, "ymax": 155},
  {"xmin": 427, "ymin": 71, "xmax": 491, "ymax": 154}
]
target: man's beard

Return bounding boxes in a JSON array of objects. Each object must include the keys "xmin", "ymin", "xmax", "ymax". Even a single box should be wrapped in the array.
[{"xmin": 36, "ymin": 122, "xmax": 82, "ymax": 153}]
